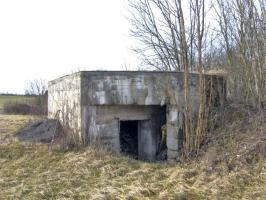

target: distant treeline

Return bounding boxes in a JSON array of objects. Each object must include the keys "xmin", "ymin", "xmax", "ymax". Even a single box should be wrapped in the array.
[{"xmin": 0, "ymin": 93, "xmax": 38, "ymax": 97}]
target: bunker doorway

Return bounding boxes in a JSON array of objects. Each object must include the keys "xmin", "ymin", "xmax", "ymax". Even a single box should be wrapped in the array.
[{"xmin": 119, "ymin": 120, "xmax": 139, "ymax": 158}]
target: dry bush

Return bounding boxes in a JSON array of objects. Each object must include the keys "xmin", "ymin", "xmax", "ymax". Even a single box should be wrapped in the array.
[
  {"xmin": 3, "ymin": 101, "xmax": 44, "ymax": 115},
  {"xmin": 55, "ymin": 127, "xmax": 86, "ymax": 151},
  {"xmin": 48, "ymin": 117, "xmax": 86, "ymax": 152},
  {"xmin": 3, "ymin": 93, "xmax": 47, "ymax": 116},
  {"xmin": 199, "ymin": 102, "xmax": 266, "ymax": 173},
  {"xmin": 215, "ymin": 0, "xmax": 266, "ymax": 108},
  {"xmin": 3, "ymin": 102, "xmax": 32, "ymax": 115},
  {"xmin": 35, "ymin": 93, "xmax": 48, "ymax": 115}
]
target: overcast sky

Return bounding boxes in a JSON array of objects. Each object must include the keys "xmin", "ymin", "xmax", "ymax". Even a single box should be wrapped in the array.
[{"xmin": 0, "ymin": 0, "xmax": 140, "ymax": 94}]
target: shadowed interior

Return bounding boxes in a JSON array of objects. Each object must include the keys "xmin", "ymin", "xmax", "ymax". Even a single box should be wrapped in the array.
[{"xmin": 120, "ymin": 120, "xmax": 138, "ymax": 158}]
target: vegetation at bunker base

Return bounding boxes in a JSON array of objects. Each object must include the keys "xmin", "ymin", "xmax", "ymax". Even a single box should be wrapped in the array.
[{"xmin": 0, "ymin": 113, "xmax": 266, "ymax": 200}]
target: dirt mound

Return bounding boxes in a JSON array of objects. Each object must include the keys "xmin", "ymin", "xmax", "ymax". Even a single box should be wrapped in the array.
[{"xmin": 16, "ymin": 119, "xmax": 63, "ymax": 143}]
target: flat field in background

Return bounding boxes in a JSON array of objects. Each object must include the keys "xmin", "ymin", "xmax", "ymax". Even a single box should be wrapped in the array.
[
  {"xmin": 0, "ymin": 113, "xmax": 265, "ymax": 199},
  {"xmin": 0, "ymin": 95, "xmax": 36, "ymax": 111}
]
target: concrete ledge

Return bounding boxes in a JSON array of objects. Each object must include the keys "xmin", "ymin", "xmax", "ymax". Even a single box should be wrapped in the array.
[{"xmin": 167, "ymin": 149, "xmax": 179, "ymax": 160}]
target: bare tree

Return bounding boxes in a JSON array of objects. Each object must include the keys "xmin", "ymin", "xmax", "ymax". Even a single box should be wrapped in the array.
[
  {"xmin": 24, "ymin": 79, "xmax": 48, "ymax": 115},
  {"xmin": 215, "ymin": 0, "xmax": 266, "ymax": 108},
  {"xmin": 129, "ymin": 0, "xmax": 210, "ymax": 157},
  {"xmin": 25, "ymin": 79, "xmax": 47, "ymax": 96},
  {"xmin": 130, "ymin": 0, "xmax": 187, "ymax": 71},
  {"xmin": 192, "ymin": 0, "xmax": 207, "ymax": 152},
  {"xmin": 129, "ymin": 0, "xmax": 266, "ymax": 158}
]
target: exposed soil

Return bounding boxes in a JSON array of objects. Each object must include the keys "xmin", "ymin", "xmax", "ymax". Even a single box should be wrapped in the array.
[{"xmin": 16, "ymin": 119, "xmax": 63, "ymax": 143}]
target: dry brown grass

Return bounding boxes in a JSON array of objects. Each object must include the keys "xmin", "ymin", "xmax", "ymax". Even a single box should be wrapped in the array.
[{"xmin": 0, "ymin": 113, "xmax": 265, "ymax": 200}]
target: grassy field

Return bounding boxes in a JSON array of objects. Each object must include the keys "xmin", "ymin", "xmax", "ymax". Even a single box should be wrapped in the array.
[
  {"xmin": 0, "ymin": 95, "xmax": 37, "ymax": 115},
  {"xmin": 0, "ymin": 95, "xmax": 36, "ymax": 110},
  {"xmin": 0, "ymin": 113, "xmax": 266, "ymax": 200}
]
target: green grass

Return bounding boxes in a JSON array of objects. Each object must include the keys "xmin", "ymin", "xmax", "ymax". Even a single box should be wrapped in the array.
[
  {"xmin": 0, "ymin": 114, "xmax": 265, "ymax": 199},
  {"xmin": 0, "ymin": 95, "xmax": 36, "ymax": 109}
]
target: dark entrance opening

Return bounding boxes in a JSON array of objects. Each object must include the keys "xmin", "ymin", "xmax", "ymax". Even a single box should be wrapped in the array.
[{"xmin": 119, "ymin": 120, "xmax": 138, "ymax": 158}]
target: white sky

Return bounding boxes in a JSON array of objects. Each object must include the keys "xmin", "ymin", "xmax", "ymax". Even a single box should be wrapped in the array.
[{"xmin": 0, "ymin": 0, "xmax": 140, "ymax": 94}]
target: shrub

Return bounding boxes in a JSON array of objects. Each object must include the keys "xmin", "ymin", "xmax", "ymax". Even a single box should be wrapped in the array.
[
  {"xmin": 3, "ymin": 102, "xmax": 43, "ymax": 115},
  {"xmin": 3, "ymin": 102, "xmax": 31, "ymax": 115},
  {"xmin": 2, "ymin": 93, "xmax": 47, "ymax": 115}
]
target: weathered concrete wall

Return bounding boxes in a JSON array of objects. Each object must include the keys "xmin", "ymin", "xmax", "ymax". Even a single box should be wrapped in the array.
[
  {"xmin": 81, "ymin": 105, "xmax": 166, "ymax": 160},
  {"xmin": 138, "ymin": 106, "xmax": 166, "ymax": 160},
  {"xmin": 81, "ymin": 71, "xmax": 201, "ymax": 110},
  {"xmin": 48, "ymin": 73, "xmax": 82, "ymax": 139},
  {"xmin": 166, "ymin": 105, "xmax": 184, "ymax": 159},
  {"xmin": 79, "ymin": 71, "xmax": 222, "ymax": 159}
]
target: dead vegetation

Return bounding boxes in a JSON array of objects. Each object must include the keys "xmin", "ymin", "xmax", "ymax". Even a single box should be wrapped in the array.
[
  {"xmin": 2, "ymin": 94, "xmax": 47, "ymax": 115},
  {"xmin": 129, "ymin": 0, "xmax": 265, "ymax": 159},
  {"xmin": 0, "ymin": 109, "xmax": 265, "ymax": 199},
  {"xmin": 199, "ymin": 103, "xmax": 266, "ymax": 173}
]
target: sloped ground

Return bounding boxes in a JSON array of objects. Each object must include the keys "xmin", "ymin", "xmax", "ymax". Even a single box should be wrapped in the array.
[
  {"xmin": 0, "ymin": 111, "xmax": 265, "ymax": 200},
  {"xmin": 16, "ymin": 119, "xmax": 63, "ymax": 143}
]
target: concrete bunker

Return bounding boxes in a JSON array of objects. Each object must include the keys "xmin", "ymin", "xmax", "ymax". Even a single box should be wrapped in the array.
[{"xmin": 48, "ymin": 71, "xmax": 225, "ymax": 161}]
